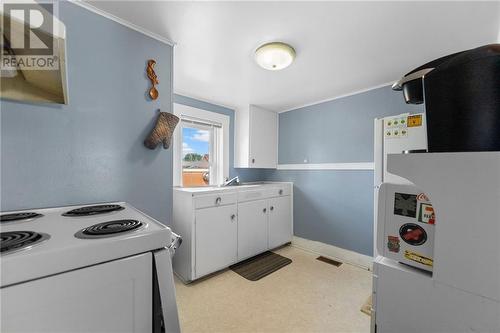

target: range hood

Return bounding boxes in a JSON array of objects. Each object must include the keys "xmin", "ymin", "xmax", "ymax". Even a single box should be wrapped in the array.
[{"xmin": 1, "ymin": 1, "xmax": 68, "ymax": 104}]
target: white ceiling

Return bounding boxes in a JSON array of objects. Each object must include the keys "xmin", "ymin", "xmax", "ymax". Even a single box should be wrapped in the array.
[{"xmin": 86, "ymin": 1, "xmax": 500, "ymax": 112}]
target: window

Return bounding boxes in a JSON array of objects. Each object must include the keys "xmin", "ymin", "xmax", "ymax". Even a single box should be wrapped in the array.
[
  {"xmin": 173, "ymin": 104, "xmax": 229, "ymax": 187},
  {"xmin": 181, "ymin": 120, "xmax": 219, "ymax": 186}
]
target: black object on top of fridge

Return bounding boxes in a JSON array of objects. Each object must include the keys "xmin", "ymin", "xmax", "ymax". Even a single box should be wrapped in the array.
[{"xmin": 392, "ymin": 44, "xmax": 500, "ymax": 153}]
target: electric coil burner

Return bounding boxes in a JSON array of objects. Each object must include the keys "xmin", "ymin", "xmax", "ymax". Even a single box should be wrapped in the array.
[
  {"xmin": 62, "ymin": 204, "xmax": 124, "ymax": 217},
  {"xmin": 0, "ymin": 231, "xmax": 50, "ymax": 254},
  {"xmin": 0, "ymin": 212, "xmax": 43, "ymax": 223},
  {"xmin": 75, "ymin": 219, "xmax": 144, "ymax": 239}
]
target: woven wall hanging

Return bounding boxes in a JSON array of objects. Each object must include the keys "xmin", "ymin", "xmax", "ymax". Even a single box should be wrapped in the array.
[{"xmin": 144, "ymin": 111, "xmax": 179, "ymax": 149}]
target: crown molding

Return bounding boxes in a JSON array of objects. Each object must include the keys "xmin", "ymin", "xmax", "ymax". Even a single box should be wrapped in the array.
[
  {"xmin": 278, "ymin": 81, "xmax": 396, "ymax": 113},
  {"xmin": 69, "ymin": 1, "xmax": 175, "ymax": 47}
]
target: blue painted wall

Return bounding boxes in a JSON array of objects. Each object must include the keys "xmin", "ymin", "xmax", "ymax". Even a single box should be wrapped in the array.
[
  {"xmin": 264, "ymin": 86, "xmax": 423, "ymax": 256},
  {"xmin": 173, "ymin": 94, "xmax": 266, "ymax": 182},
  {"xmin": 278, "ymin": 86, "xmax": 422, "ymax": 164},
  {"xmin": 1, "ymin": 2, "xmax": 175, "ymax": 225}
]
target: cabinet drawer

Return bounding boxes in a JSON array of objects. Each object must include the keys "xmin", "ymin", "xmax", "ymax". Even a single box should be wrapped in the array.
[
  {"xmin": 194, "ymin": 193, "xmax": 237, "ymax": 209},
  {"xmin": 238, "ymin": 190, "xmax": 267, "ymax": 203},
  {"xmin": 266, "ymin": 184, "xmax": 292, "ymax": 198}
]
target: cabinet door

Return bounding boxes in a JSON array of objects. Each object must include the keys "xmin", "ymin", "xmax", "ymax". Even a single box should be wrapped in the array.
[
  {"xmin": 195, "ymin": 205, "xmax": 237, "ymax": 278},
  {"xmin": 249, "ymin": 106, "xmax": 277, "ymax": 168},
  {"xmin": 268, "ymin": 196, "xmax": 292, "ymax": 249},
  {"xmin": 237, "ymin": 199, "xmax": 269, "ymax": 261}
]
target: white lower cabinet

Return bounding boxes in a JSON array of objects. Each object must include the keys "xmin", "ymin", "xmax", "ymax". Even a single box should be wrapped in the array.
[
  {"xmin": 173, "ymin": 183, "xmax": 293, "ymax": 282},
  {"xmin": 237, "ymin": 199, "xmax": 269, "ymax": 261},
  {"xmin": 268, "ymin": 196, "xmax": 293, "ymax": 249},
  {"xmin": 195, "ymin": 205, "xmax": 237, "ymax": 278}
]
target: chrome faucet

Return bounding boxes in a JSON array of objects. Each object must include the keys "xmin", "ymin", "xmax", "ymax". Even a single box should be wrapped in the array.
[{"xmin": 223, "ymin": 176, "xmax": 240, "ymax": 186}]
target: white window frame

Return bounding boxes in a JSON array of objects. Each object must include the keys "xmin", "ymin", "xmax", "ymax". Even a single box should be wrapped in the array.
[{"xmin": 173, "ymin": 103, "xmax": 229, "ymax": 187}]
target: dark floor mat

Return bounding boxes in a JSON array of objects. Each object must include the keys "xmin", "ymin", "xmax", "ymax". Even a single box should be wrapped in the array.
[{"xmin": 230, "ymin": 251, "xmax": 292, "ymax": 281}]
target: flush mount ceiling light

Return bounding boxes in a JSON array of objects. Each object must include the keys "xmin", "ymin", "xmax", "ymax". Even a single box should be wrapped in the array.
[{"xmin": 254, "ymin": 42, "xmax": 296, "ymax": 71}]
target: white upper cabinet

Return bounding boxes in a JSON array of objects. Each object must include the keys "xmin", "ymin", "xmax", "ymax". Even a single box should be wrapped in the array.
[{"xmin": 235, "ymin": 105, "xmax": 277, "ymax": 168}]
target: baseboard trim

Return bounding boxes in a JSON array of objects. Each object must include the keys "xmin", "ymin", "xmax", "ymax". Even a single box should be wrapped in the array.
[
  {"xmin": 291, "ymin": 236, "xmax": 373, "ymax": 270},
  {"xmin": 277, "ymin": 162, "xmax": 374, "ymax": 171}
]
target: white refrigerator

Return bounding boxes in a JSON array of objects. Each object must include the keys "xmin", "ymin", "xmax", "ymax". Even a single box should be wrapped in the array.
[
  {"xmin": 373, "ymin": 112, "xmax": 427, "ymax": 257},
  {"xmin": 371, "ymin": 115, "xmax": 500, "ymax": 333}
]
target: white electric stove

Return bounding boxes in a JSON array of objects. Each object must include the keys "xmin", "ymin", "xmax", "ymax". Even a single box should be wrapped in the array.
[{"xmin": 0, "ymin": 202, "xmax": 181, "ymax": 333}]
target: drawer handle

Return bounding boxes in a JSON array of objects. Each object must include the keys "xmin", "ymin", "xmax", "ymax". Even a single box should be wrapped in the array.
[
  {"xmin": 252, "ymin": 158, "xmax": 255, "ymax": 164},
  {"xmin": 270, "ymin": 206, "xmax": 274, "ymax": 211},
  {"xmin": 279, "ymin": 189, "xmax": 283, "ymax": 195},
  {"xmin": 263, "ymin": 208, "xmax": 267, "ymax": 213},
  {"xmin": 231, "ymin": 214, "xmax": 236, "ymax": 221},
  {"xmin": 215, "ymin": 197, "xmax": 222, "ymax": 205}
]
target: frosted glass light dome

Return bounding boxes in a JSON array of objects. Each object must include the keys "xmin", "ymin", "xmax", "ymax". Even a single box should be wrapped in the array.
[{"xmin": 255, "ymin": 42, "xmax": 296, "ymax": 71}]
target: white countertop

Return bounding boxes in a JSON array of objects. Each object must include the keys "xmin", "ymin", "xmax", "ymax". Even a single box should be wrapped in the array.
[{"xmin": 173, "ymin": 182, "xmax": 292, "ymax": 194}]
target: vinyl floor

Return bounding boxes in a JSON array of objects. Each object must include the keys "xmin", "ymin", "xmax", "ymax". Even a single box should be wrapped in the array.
[{"xmin": 174, "ymin": 245, "xmax": 372, "ymax": 333}]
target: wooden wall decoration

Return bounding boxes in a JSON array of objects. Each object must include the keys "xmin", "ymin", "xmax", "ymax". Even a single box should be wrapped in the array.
[
  {"xmin": 146, "ymin": 59, "xmax": 159, "ymax": 100},
  {"xmin": 144, "ymin": 111, "xmax": 179, "ymax": 149}
]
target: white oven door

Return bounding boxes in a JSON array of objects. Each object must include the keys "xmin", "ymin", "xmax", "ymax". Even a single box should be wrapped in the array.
[
  {"xmin": 1, "ymin": 253, "xmax": 152, "ymax": 333},
  {"xmin": 153, "ymin": 248, "xmax": 181, "ymax": 333}
]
